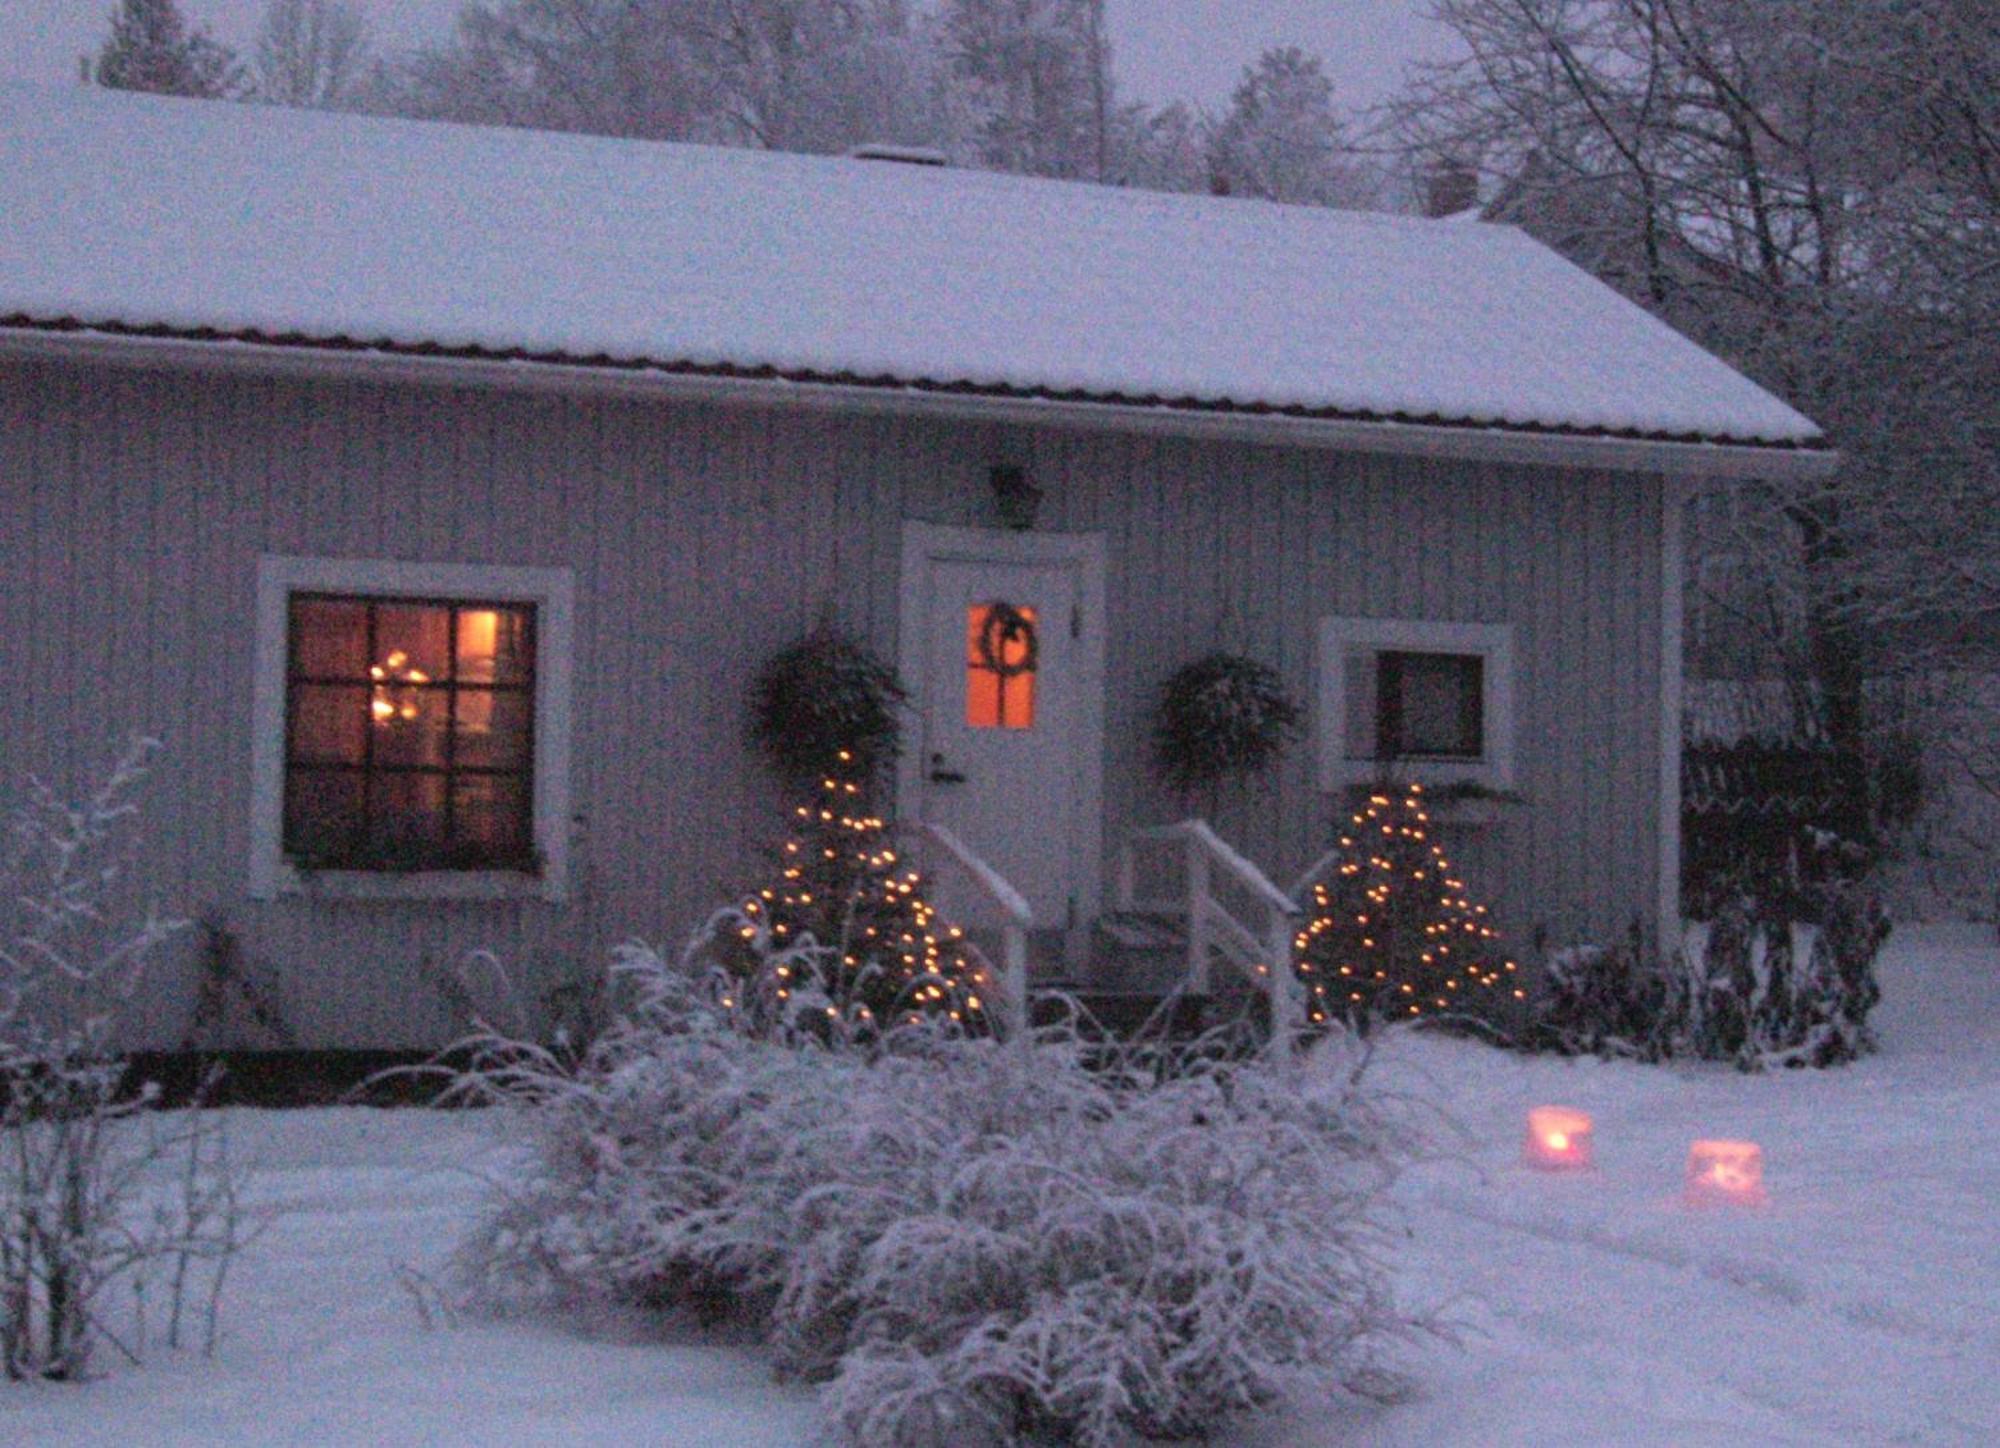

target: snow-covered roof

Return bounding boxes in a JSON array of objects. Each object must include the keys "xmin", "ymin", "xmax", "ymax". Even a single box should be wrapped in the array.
[{"xmin": 0, "ymin": 82, "xmax": 1827, "ymax": 454}]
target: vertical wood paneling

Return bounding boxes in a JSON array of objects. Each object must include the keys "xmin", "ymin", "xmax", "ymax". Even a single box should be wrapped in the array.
[{"xmin": 0, "ymin": 356, "xmax": 1669, "ymax": 1046}]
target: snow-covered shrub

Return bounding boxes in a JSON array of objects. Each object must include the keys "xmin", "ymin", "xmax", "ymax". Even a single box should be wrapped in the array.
[
  {"xmin": 1532, "ymin": 933, "xmax": 1670, "ymax": 1060},
  {"xmin": 453, "ymin": 936, "xmax": 1423, "ymax": 1445},
  {"xmin": 1530, "ymin": 884, "xmax": 1889, "ymax": 1070},
  {"xmin": 0, "ymin": 741, "xmax": 251, "ymax": 1379},
  {"xmin": 1690, "ymin": 883, "xmax": 1889, "ymax": 1069}
]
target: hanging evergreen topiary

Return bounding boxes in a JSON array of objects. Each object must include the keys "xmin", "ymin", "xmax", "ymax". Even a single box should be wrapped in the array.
[
  {"xmin": 1153, "ymin": 652, "xmax": 1303, "ymax": 796},
  {"xmin": 749, "ymin": 628, "xmax": 907, "ymax": 790}
]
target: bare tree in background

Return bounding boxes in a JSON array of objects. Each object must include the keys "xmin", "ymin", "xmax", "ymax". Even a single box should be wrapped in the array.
[
  {"xmin": 253, "ymin": 0, "xmax": 370, "ymax": 107},
  {"xmin": 1390, "ymin": 0, "xmax": 2000, "ymax": 831},
  {"xmin": 374, "ymin": 0, "xmax": 719, "ymax": 139},
  {"xmin": 680, "ymin": 0, "xmax": 956, "ymax": 154},
  {"xmin": 1111, "ymin": 100, "xmax": 1208, "ymax": 194},
  {"xmin": 370, "ymin": 0, "xmax": 952, "ymax": 154},
  {"xmin": 361, "ymin": 0, "xmax": 1382, "ymax": 204}
]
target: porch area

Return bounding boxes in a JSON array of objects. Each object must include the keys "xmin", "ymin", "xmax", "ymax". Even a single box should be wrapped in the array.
[{"xmin": 905, "ymin": 816, "xmax": 1316, "ymax": 1044}]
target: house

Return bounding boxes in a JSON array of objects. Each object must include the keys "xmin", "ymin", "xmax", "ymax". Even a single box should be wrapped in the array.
[{"xmin": 0, "ymin": 82, "xmax": 1834, "ymax": 1049}]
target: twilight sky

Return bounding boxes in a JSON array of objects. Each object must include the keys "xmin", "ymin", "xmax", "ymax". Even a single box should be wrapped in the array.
[{"xmin": 2, "ymin": 1, "xmax": 1460, "ymax": 117}]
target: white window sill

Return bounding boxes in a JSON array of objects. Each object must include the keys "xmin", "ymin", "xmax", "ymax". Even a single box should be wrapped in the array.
[
  {"xmin": 269, "ymin": 867, "xmax": 561, "ymax": 903},
  {"xmin": 1331, "ymin": 757, "xmax": 1499, "ymax": 791},
  {"xmin": 1333, "ymin": 764, "xmax": 1516, "ymax": 827}
]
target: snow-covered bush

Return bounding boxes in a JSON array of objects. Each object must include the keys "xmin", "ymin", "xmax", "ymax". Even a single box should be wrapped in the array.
[
  {"xmin": 452, "ymin": 935, "xmax": 1424, "ymax": 1445},
  {"xmin": 1690, "ymin": 883, "xmax": 1888, "ymax": 1069},
  {"xmin": 0, "ymin": 741, "xmax": 251, "ymax": 1379},
  {"xmin": 1531, "ymin": 883, "xmax": 1889, "ymax": 1070},
  {"xmin": 1533, "ymin": 935, "xmax": 1669, "ymax": 1060}
]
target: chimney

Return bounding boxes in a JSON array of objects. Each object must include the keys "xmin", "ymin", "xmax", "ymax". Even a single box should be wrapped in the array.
[{"xmin": 1423, "ymin": 157, "xmax": 1481, "ymax": 218}]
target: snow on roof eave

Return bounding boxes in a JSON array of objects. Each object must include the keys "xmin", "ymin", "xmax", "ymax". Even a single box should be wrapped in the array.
[{"xmin": 0, "ymin": 318, "xmax": 1842, "ymax": 484}]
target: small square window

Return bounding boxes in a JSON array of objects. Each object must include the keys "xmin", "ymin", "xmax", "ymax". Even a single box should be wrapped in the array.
[
  {"xmin": 1318, "ymin": 617, "xmax": 1513, "ymax": 791},
  {"xmin": 1377, "ymin": 651, "xmax": 1484, "ymax": 760}
]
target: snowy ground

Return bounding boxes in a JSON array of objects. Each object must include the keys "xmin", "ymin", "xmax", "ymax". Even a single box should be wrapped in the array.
[{"xmin": 2, "ymin": 925, "xmax": 1994, "ymax": 1446}]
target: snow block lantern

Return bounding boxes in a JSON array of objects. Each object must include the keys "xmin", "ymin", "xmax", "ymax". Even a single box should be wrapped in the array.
[
  {"xmin": 1685, "ymin": 1139, "xmax": 1766, "ymax": 1206},
  {"xmin": 1525, "ymin": 1106, "xmax": 1594, "ymax": 1170}
]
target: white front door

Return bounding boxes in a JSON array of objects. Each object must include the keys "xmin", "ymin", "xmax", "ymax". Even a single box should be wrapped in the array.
[{"xmin": 899, "ymin": 525, "xmax": 1105, "ymax": 932}]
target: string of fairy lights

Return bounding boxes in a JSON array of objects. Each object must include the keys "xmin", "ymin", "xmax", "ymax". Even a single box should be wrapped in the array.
[
  {"xmin": 1294, "ymin": 782, "xmax": 1522, "ymax": 1026},
  {"xmin": 735, "ymin": 752, "xmax": 990, "ymax": 1029},
  {"xmin": 729, "ymin": 764, "xmax": 1512, "ymax": 1037}
]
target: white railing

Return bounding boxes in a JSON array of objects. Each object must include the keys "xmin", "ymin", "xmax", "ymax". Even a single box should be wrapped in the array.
[
  {"xmin": 1287, "ymin": 846, "xmax": 1346, "ymax": 909},
  {"xmin": 1113, "ymin": 819, "xmax": 1305, "ymax": 1044},
  {"xmin": 903, "ymin": 820, "xmax": 1031, "ymax": 1039}
]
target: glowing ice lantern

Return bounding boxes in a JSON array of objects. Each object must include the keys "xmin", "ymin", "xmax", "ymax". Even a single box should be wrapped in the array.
[
  {"xmin": 1685, "ymin": 1139, "xmax": 1767, "ymax": 1206},
  {"xmin": 1525, "ymin": 1106, "xmax": 1594, "ymax": 1170}
]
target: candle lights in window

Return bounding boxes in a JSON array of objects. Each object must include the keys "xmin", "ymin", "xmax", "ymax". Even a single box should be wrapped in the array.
[
  {"xmin": 1525, "ymin": 1105, "xmax": 1594, "ymax": 1170},
  {"xmin": 369, "ymin": 649, "xmax": 429, "ymax": 724}
]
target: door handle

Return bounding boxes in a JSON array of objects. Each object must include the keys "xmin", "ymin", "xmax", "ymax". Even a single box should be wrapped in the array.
[{"xmin": 928, "ymin": 753, "xmax": 967, "ymax": 785}]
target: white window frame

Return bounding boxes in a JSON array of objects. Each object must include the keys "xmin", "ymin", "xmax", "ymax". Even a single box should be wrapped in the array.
[
  {"xmin": 248, "ymin": 556, "xmax": 575, "ymax": 902},
  {"xmin": 1316, "ymin": 616, "xmax": 1515, "ymax": 792}
]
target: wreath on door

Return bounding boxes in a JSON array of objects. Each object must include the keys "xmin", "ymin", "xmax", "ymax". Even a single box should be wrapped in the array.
[{"xmin": 976, "ymin": 602, "xmax": 1038, "ymax": 680}]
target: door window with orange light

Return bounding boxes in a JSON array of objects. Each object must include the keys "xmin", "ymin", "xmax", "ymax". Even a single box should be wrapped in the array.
[
  {"xmin": 283, "ymin": 595, "xmax": 536, "ymax": 870},
  {"xmin": 966, "ymin": 602, "xmax": 1038, "ymax": 729}
]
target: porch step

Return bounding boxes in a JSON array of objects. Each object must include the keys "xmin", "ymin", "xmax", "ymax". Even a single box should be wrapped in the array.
[
  {"xmin": 1028, "ymin": 987, "xmax": 1269, "ymax": 1045},
  {"xmin": 1093, "ymin": 908, "xmax": 1188, "ymax": 952},
  {"xmin": 1084, "ymin": 909, "xmax": 1200, "ymax": 996}
]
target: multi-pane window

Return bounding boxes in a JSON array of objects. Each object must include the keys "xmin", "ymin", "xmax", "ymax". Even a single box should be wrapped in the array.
[
  {"xmin": 283, "ymin": 595, "xmax": 537, "ymax": 871},
  {"xmin": 965, "ymin": 601, "xmax": 1038, "ymax": 730}
]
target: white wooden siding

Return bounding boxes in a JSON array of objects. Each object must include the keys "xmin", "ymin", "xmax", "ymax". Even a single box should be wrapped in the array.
[{"xmin": 0, "ymin": 356, "xmax": 1665, "ymax": 1048}]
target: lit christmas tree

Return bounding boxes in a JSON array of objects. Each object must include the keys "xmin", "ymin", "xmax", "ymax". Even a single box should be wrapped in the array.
[
  {"xmin": 1294, "ymin": 783, "xmax": 1522, "ymax": 1029},
  {"xmin": 724, "ymin": 753, "xmax": 994, "ymax": 1033}
]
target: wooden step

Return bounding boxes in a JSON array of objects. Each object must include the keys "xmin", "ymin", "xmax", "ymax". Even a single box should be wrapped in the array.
[
  {"xmin": 1029, "ymin": 988, "xmax": 1269, "ymax": 1044},
  {"xmin": 1093, "ymin": 909, "xmax": 1188, "ymax": 951}
]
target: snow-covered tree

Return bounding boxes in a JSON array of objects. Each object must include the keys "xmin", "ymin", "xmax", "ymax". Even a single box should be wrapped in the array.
[
  {"xmin": 252, "ymin": 0, "xmax": 370, "ymax": 107},
  {"xmin": 93, "ymin": 0, "xmax": 244, "ymax": 98},
  {"xmin": 940, "ymin": 0, "xmax": 1114, "ymax": 178},
  {"xmin": 1110, "ymin": 98, "xmax": 1208, "ymax": 193},
  {"xmin": 374, "ymin": 0, "xmax": 720, "ymax": 139},
  {"xmin": 684, "ymin": 0, "xmax": 956, "ymax": 154},
  {"xmin": 1209, "ymin": 46, "xmax": 1364, "ymax": 206},
  {"xmin": 373, "ymin": 0, "xmax": 951, "ymax": 154}
]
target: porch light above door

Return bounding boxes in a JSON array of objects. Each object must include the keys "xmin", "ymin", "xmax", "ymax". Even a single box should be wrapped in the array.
[{"xmin": 989, "ymin": 465, "xmax": 1043, "ymax": 530}]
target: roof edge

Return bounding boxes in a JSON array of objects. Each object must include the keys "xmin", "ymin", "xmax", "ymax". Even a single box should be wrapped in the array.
[{"xmin": 0, "ymin": 320, "xmax": 1841, "ymax": 482}]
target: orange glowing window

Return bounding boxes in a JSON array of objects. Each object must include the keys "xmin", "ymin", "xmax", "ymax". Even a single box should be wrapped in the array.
[
  {"xmin": 283, "ymin": 594, "xmax": 536, "ymax": 871},
  {"xmin": 966, "ymin": 602, "xmax": 1038, "ymax": 730}
]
